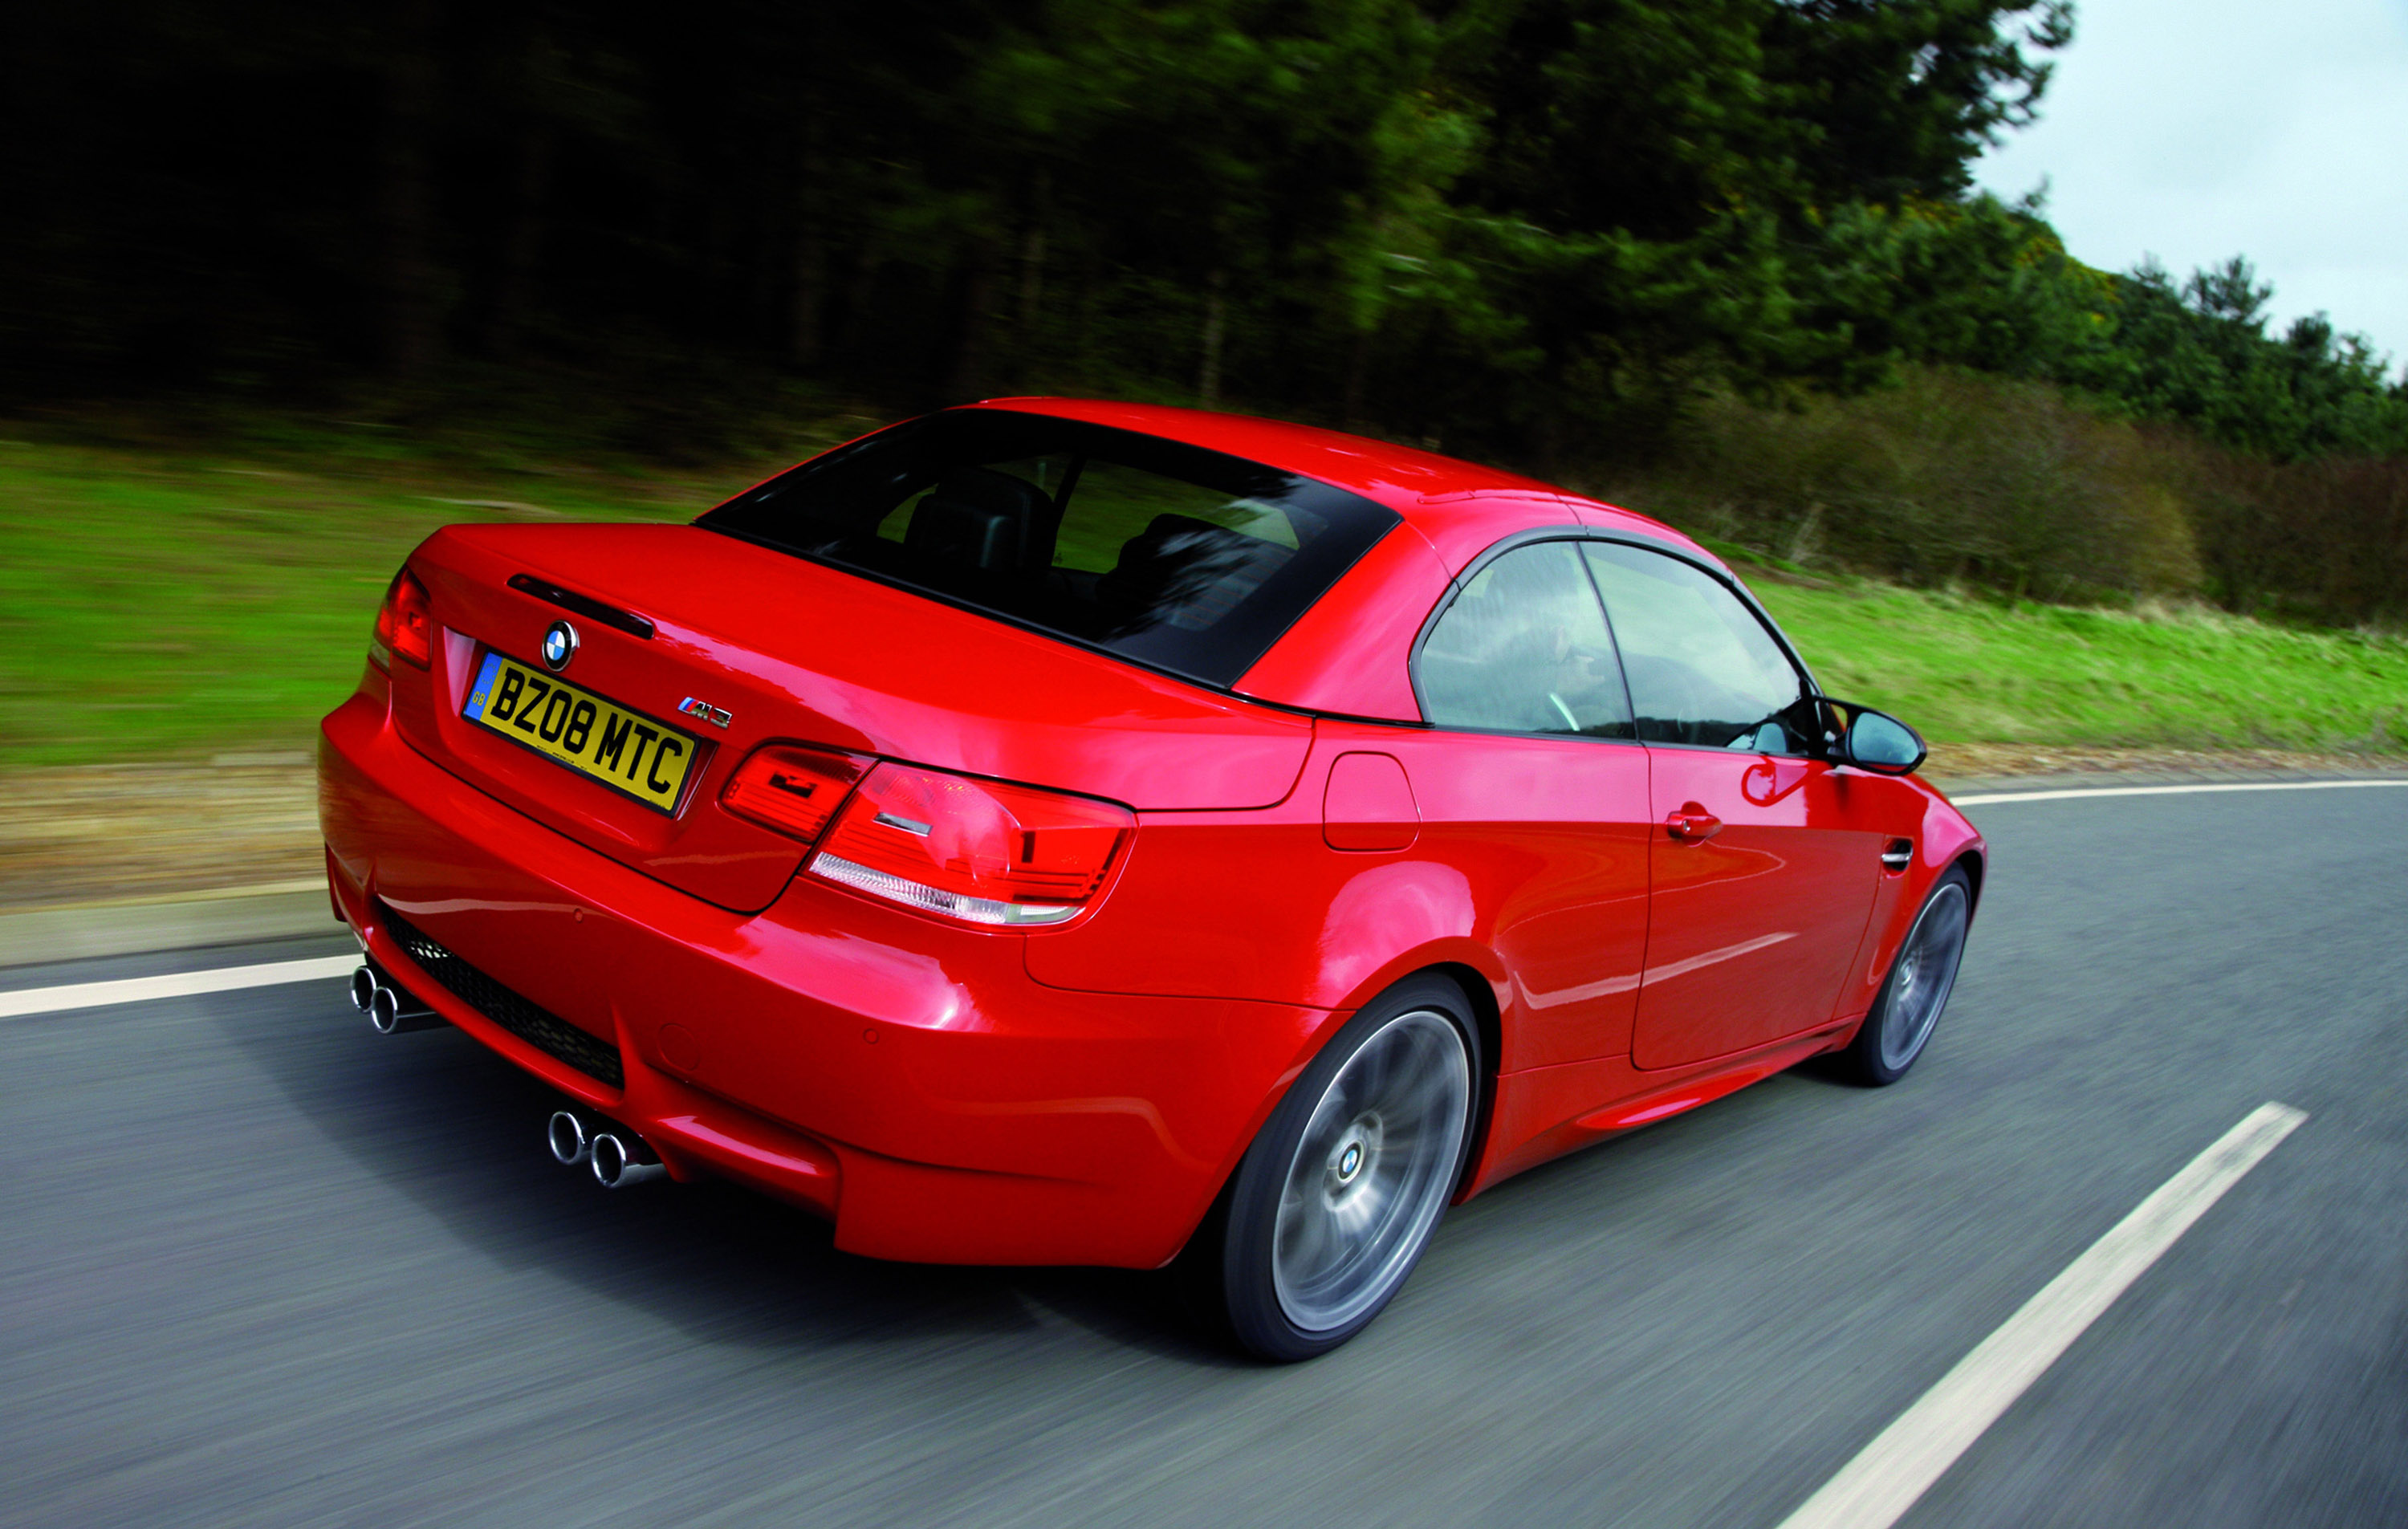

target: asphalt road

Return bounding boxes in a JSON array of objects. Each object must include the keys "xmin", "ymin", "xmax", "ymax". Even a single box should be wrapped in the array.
[{"xmin": 5, "ymin": 787, "xmax": 2405, "ymax": 1527}]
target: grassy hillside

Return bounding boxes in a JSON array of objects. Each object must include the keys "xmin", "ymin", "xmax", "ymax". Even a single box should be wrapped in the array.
[{"xmin": 2, "ymin": 430, "xmax": 2402, "ymax": 771}]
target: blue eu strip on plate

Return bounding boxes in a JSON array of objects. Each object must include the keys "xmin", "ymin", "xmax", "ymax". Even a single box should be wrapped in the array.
[{"xmin": 466, "ymin": 652, "xmax": 502, "ymax": 719}]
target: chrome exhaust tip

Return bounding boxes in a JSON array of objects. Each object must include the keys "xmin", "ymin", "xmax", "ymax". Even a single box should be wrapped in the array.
[
  {"xmin": 349, "ymin": 965, "xmax": 379, "ymax": 1014},
  {"xmin": 367, "ymin": 978, "xmax": 443, "ymax": 1035},
  {"xmin": 591, "ymin": 1131, "xmax": 668, "ymax": 1189},
  {"xmin": 547, "ymin": 1110, "xmax": 592, "ymax": 1166}
]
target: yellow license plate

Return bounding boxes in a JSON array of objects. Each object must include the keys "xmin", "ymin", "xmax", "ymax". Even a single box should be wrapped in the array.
[{"xmin": 463, "ymin": 652, "xmax": 701, "ymax": 813}]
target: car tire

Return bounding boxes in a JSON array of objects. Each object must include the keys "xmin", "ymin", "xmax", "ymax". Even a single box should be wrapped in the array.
[
  {"xmin": 1835, "ymin": 866, "xmax": 1973, "ymax": 1086},
  {"xmin": 1183, "ymin": 974, "xmax": 1480, "ymax": 1362}
]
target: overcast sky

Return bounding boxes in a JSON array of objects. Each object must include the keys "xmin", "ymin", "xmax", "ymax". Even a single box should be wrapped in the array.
[{"xmin": 1975, "ymin": 0, "xmax": 2408, "ymax": 372}]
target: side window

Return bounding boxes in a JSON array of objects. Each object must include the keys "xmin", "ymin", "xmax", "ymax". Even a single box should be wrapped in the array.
[
  {"xmin": 1418, "ymin": 541, "xmax": 1633, "ymax": 738},
  {"xmin": 1580, "ymin": 543, "xmax": 1813, "ymax": 754}
]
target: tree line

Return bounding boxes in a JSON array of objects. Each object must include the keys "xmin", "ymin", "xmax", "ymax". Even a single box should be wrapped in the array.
[{"xmin": 6, "ymin": 1, "xmax": 2404, "ymax": 618}]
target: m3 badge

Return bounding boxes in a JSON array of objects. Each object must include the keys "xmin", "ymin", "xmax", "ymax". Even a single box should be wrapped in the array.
[{"xmin": 677, "ymin": 696, "xmax": 732, "ymax": 729}]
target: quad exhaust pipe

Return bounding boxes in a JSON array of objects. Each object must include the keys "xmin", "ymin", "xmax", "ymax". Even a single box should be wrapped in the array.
[
  {"xmin": 547, "ymin": 1108, "xmax": 668, "ymax": 1189},
  {"xmin": 344, "ymin": 966, "xmax": 667, "ymax": 1189},
  {"xmin": 592, "ymin": 1130, "xmax": 668, "ymax": 1189},
  {"xmin": 547, "ymin": 1109, "xmax": 593, "ymax": 1166},
  {"xmin": 352, "ymin": 961, "xmax": 444, "ymax": 1035}
]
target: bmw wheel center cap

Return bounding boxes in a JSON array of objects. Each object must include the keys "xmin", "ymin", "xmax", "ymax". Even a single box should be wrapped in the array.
[{"xmin": 541, "ymin": 620, "xmax": 579, "ymax": 671}]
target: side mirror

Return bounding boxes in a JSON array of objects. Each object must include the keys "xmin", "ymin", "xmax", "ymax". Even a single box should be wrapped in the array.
[{"xmin": 1825, "ymin": 700, "xmax": 1927, "ymax": 775}]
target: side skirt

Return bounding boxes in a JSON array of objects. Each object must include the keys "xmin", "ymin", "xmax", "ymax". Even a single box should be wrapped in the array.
[{"xmin": 1462, "ymin": 1020, "xmax": 1855, "ymax": 1196}]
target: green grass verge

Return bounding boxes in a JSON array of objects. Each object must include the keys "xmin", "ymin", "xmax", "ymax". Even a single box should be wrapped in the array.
[
  {"xmin": 2, "ymin": 433, "xmax": 2402, "ymax": 769},
  {"xmin": 0, "ymin": 433, "xmax": 814, "ymax": 769},
  {"xmin": 1754, "ymin": 577, "xmax": 2408, "ymax": 755}
]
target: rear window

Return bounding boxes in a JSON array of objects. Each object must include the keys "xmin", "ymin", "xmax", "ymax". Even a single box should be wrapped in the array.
[{"xmin": 698, "ymin": 410, "xmax": 1401, "ymax": 687}]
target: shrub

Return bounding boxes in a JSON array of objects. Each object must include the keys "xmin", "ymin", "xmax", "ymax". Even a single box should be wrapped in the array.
[
  {"xmin": 1589, "ymin": 367, "xmax": 2198, "ymax": 602},
  {"xmin": 1584, "ymin": 365, "xmax": 2408, "ymax": 629}
]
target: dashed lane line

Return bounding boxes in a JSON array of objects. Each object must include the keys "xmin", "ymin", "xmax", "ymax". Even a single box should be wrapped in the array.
[
  {"xmin": 1773, "ymin": 1100, "xmax": 2309, "ymax": 1529},
  {"xmin": 0, "ymin": 955, "xmax": 360, "ymax": 1020}
]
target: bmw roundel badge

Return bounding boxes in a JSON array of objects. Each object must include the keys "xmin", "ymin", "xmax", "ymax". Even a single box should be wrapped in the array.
[{"xmin": 541, "ymin": 619, "xmax": 579, "ymax": 672}]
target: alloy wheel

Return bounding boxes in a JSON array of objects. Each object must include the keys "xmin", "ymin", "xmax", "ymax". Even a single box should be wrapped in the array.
[
  {"xmin": 1879, "ymin": 880, "xmax": 1971, "ymax": 1072},
  {"xmin": 1270, "ymin": 1009, "xmax": 1472, "ymax": 1333}
]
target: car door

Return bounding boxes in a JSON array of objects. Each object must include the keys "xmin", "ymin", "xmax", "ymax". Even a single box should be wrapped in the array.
[
  {"xmin": 1580, "ymin": 541, "xmax": 1885, "ymax": 1071},
  {"xmin": 1410, "ymin": 538, "xmax": 1653, "ymax": 1069}
]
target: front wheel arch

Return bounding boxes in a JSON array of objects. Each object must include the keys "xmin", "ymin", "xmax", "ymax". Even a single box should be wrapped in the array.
[
  {"xmin": 1834, "ymin": 864, "xmax": 1975, "ymax": 1087},
  {"xmin": 1950, "ymin": 848, "xmax": 1987, "ymax": 916}
]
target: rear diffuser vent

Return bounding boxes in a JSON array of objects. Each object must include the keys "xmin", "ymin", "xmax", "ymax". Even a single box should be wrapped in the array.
[{"xmin": 377, "ymin": 901, "xmax": 624, "ymax": 1088}]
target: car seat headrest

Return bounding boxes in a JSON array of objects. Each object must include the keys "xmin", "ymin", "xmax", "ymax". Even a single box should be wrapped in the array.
[
  {"xmin": 905, "ymin": 467, "xmax": 1054, "ymax": 573},
  {"xmin": 1096, "ymin": 513, "xmax": 1289, "ymax": 631}
]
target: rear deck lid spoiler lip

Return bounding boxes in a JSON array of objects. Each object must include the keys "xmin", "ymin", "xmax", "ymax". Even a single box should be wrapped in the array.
[{"xmin": 506, "ymin": 571, "xmax": 656, "ymax": 640}]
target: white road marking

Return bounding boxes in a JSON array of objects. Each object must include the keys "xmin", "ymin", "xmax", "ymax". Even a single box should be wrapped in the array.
[
  {"xmin": 1954, "ymin": 779, "xmax": 2408, "ymax": 806},
  {"xmin": 1775, "ymin": 1100, "xmax": 2308, "ymax": 1529},
  {"xmin": 0, "ymin": 955, "xmax": 360, "ymax": 1020}
]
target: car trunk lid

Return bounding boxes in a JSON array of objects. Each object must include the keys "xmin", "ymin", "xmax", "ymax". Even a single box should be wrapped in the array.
[{"xmin": 387, "ymin": 522, "xmax": 1315, "ymax": 913}]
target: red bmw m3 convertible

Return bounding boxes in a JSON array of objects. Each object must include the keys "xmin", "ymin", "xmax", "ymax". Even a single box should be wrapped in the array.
[{"xmin": 321, "ymin": 399, "xmax": 1983, "ymax": 1359}]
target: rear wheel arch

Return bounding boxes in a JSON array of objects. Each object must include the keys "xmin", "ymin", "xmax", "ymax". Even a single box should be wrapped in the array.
[
  {"xmin": 1173, "ymin": 962, "xmax": 1497, "ymax": 1267},
  {"xmin": 1418, "ymin": 962, "xmax": 1502, "ymax": 1195},
  {"xmin": 1237, "ymin": 960, "xmax": 1499, "ymax": 1198},
  {"xmin": 1181, "ymin": 967, "xmax": 1487, "ymax": 1359}
]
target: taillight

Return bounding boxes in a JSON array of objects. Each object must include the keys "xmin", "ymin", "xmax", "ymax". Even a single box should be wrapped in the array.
[
  {"xmin": 370, "ymin": 567, "xmax": 433, "ymax": 670},
  {"xmin": 719, "ymin": 745, "xmax": 870, "ymax": 842},
  {"xmin": 809, "ymin": 763, "xmax": 1133, "ymax": 926}
]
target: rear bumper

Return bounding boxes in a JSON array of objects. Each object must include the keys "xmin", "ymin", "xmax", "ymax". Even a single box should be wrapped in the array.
[{"xmin": 319, "ymin": 690, "xmax": 1329, "ymax": 1267}]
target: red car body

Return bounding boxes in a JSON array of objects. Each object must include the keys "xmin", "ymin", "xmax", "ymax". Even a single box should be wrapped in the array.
[{"xmin": 319, "ymin": 397, "xmax": 1985, "ymax": 1270}]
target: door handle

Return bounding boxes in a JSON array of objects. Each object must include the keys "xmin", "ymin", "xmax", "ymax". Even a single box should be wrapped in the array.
[{"xmin": 1665, "ymin": 805, "xmax": 1723, "ymax": 842}]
